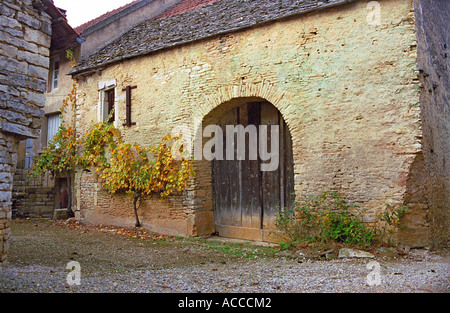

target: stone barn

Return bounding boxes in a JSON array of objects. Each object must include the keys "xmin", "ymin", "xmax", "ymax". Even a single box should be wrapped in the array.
[{"xmin": 69, "ymin": 0, "xmax": 448, "ymax": 248}]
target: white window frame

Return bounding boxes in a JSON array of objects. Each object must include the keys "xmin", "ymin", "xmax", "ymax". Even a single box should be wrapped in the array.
[
  {"xmin": 97, "ymin": 80, "xmax": 118, "ymax": 127},
  {"xmin": 50, "ymin": 56, "xmax": 60, "ymax": 91}
]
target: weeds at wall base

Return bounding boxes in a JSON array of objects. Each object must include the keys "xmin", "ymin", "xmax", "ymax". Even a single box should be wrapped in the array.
[{"xmin": 275, "ymin": 191, "xmax": 410, "ymax": 251}]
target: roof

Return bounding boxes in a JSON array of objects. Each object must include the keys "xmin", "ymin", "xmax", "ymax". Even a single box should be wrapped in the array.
[
  {"xmin": 42, "ymin": 0, "xmax": 83, "ymax": 49},
  {"xmin": 71, "ymin": 0, "xmax": 355, "ymax": 76},
  {"xmin": 74, "ymin": 0, "xmax": 141, "ymax": 34},
  {"xmin": 153, "ymin": 0, "xmax": 219, "ymax": 20},
  {"xmin": 75, "ymin": 0, "xmax": 220, "ymax": 37}
]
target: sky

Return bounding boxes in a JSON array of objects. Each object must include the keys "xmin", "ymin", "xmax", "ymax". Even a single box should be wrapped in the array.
[{"xmin": 52, "ymin": 0, "xmax": 134, "ymax": 28}]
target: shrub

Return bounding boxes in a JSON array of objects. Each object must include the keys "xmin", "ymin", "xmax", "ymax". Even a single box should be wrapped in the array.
[
  {"xmin": 377, "ymin": 204, "xmax": 409, "ymax": 245},
  {"xmin": 275, "ymin": 191, "xmax": 376, "ymax": 248}
]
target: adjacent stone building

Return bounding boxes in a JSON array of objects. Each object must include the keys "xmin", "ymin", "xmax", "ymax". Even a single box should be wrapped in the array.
[
  {"xmin": 0, "ymin": 0, "xmax": 82, "ymax": 265},
  {"xmin": 11, "ymin": 2, "xmax": 82, "ymax": 220},
  {"xmin": 1, "ymin": 0, "xmax": 51, "ymax": 265},
  {"xmin": 68, "ymin": 0, "xmax": 448, "ymax": 248}
]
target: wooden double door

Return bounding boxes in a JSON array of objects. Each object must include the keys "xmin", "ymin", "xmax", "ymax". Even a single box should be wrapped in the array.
[{"xmin": 212, "ymin": 102, "xmax": 295, "ymax": 242}]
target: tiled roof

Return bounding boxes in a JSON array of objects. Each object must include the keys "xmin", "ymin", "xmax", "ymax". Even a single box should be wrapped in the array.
[
  {"xmin": 71, "ymin": 0, "xmax": 355, "ymax": 76},
  {"xmin": 153, "ymin": 0, "xmax": 219, "ymax": 20}
]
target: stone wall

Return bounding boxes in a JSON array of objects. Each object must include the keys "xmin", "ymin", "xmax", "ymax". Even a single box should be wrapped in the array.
[
  {"xmin": 74, "ymin": 0, "xmax": 426, "ymax": 243},
  {"xmin": 412, "ymin": 0, "xmax": 449, "ymax": 249},
  {"xmin": 0, "ymin": 0, "xmax": 50, "ymax": 265},
  {"xmin": 0, "ymin": 135, "xmax": 17, "ymax": 264}
]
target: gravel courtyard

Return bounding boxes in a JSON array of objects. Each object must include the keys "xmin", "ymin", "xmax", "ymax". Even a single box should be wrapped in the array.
[{"xmin": 0, "ymin": 219, "xmax": 448, "ymax": 293}]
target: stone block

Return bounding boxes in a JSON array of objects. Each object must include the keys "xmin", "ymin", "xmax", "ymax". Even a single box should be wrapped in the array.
[
  {"xmin": 0, "ymin": 122, "xmax": 39, "ymax": 139},
  {"xmin": 0, "ymin": 109, "xmax": 32, "ymax": 126},
  {"xmin": 338, "ymin": 248, "xmax": 375, "ymax": 259},
  {"xmin": 0, "ymin": 173, "xmax": 12, "ymax": 184},
  {"xmin": 0, "ymin": 3, "xmax": 14, "ymax": 17},
  {"xmin": 24, "ymin": 27, "xmax": 51, "ymax": 47},
  {"xmin": 16, "ymin": 11, "xmax": 40, "ymax": 29},
  {"xmin": 0, "ymin": 56, "xmax": 28, "ymax": 75},
  {"xmin": 53, "ymin": 209, "xmax": 70, "ymax": 220},
  {"xmin": 17, "ymin": 49, "xmax": 50, "ymax": 68},
  {"xmin": 0, "ymin": 42, "xmax": 18, "ymax": 58},
  {"xmin": 0, "ymin": 26, "xmax": 23, "ymax": 38},
  {"xmin": 0, "ymin": 15, "xmax": 21, "ymax": 29},
  {"xmin": 39, "ymin": 21, "xmax": 52, "ymax": 36},
  {"xmin": 0, "ymin": 31, "xmax": 38, "ymax": 53},
  {"xmin": 28, "ymin": 64, "xmax": 49, "ymax": 80}
]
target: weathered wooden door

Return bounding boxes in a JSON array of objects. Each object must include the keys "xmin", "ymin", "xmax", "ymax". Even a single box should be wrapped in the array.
[{"xmin": 212, "ymin": 102, "xmax": 294, "ymax": 242}]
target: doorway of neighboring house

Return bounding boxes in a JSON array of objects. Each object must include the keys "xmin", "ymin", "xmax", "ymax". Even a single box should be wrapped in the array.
[
  {"xmin": 53, "ymin": 177, "xmax": 73, "ymax": 219},
  {"xmin": 59, "ymin": 180, "xmax": 69, "ymax": 211},
  {"xmin": 212, "ymin": 101, "xmax": 295, "ymax": 242}
]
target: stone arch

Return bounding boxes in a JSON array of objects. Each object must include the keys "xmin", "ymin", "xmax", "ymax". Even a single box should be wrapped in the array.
[
  {"xmin": 188, "ymin": 82, "xmax": 296, "ymax": 241},
  {"xmin": 192, "ymin": 81, "xmax": 294, "ymax": 139}
]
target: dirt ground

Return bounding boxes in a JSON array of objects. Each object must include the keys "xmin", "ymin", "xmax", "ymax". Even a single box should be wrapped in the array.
[
  {"xmin": 4, "ymin": 218, "xmax": 241, "ymax": 274},
  {"xmin": 0, "ymin": 218, "xmax": 448, "ymax": 293}
]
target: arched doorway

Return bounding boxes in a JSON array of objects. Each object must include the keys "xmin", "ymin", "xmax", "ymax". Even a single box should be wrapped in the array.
[{"xmin": 210, "ymin": 100, "xmax": 294, "ymax": 242}]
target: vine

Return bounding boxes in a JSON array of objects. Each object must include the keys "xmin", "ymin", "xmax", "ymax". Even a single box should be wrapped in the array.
[
  {"xmin": 31, "ymin": 50, "xmax": 195, "ymax": 225},
  {"xmin": 30, "ymin": 75, "xmax": 79, "ymax": 217},
  {"xmin": 81, "ymin": 120, "xmax": 195, "ymax": 227}
]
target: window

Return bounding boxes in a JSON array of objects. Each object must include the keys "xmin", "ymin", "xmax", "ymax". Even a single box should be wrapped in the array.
[
  {"xmin": 106, "ymin": 89, "xmax": 115, "ymax": 124},
  {"xmin": 47, "ymin": 113, "xmax": 61, "ymax": 145},
  {"xmin": 98, "ymin": 80, "xmax": 117, "ymax": 125},
  {"xmin": 51, "ymin": 57, "xmax": 60, "ymax": 91}
]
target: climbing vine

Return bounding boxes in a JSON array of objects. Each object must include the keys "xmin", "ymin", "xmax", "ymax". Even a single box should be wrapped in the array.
[
  {"xmin": 30, "ymin": 76, "xmax": 79, "ymax": 217},
  {"xmin": 82, "ymin": 120, "xmax": 195, "ymax": 227},
  {"xmin": 31, "ymin": 51, "xmax": 195, "ymax": 225}
]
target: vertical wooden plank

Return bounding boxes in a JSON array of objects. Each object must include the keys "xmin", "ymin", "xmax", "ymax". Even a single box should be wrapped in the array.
[
  {"xmin": 229, "ymin": 107, "xmax": 241, "ymax": 227},
  {"xmin": 240, "ymin": 103, "xmax": 261, "ymax": 229},
  {"xmin": 215, "ymin": 107, "xmax": 241, "ymax": 227},
  {"xmin": 212, "ymin": 158, "xmax": 218, "ymax": 225},
  {"xmin": 260, "ymin": 102, "xmax": 281, "ymax": 230},
  {"xmin": 213, "ymin": 110, "xmax": 227, "ymax": 226}
]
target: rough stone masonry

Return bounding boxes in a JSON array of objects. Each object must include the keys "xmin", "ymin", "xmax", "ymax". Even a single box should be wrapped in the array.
[
  {"xmin": 0, "ymin": 0, "xmax": 51, "ymax": 265},
  {"xmin": 70, "ymin": 0, "xmax": 448, "ymax": 247}
]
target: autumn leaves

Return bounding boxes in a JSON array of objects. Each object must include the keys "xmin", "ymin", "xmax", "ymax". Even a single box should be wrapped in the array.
[{"xmin": 31, "ymin": 81, "xmax": 194, "ymax": 227}]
